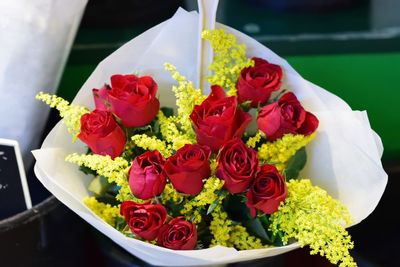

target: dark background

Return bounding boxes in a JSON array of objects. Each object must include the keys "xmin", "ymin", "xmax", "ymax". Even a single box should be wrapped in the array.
[
  {"xmin": 0, "ymin": 144, "xmax": 27, "ymax": 219},
  {"xmin": 1, "ymin": 0, "xmax": 399, "ymax": 266}
]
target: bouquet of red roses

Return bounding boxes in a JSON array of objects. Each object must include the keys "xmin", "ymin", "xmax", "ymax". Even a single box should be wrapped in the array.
[{"xmin": 33, "ymin": 8, "xmax": 387, "ymax": 267}]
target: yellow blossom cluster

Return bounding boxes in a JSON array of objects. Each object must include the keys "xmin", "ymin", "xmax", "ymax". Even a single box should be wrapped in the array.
[
  {"xmin": 258, "ymin": 133, "xmax": 316, "ymax": 171},
  {"xmin": 202, "ymin": 29, "xmax": 254, "ymax": 96},
  {"xmin": 158, "ymin": 111, "xmax": 194, "ymax": 151},
  {"xmin": 246, "ymin": 131, "xmax": 263, "ymax": 148},
  {"xmin": 130, "ymin": 134, "xmax": 172, "ymax": 158},
  {"xmin": 84, "ymin": 196, "xmax": 122, "ymax": 227},
  {"xmin": 180, "ymin": 176, "xmax": 224, "ymax": 223},
  {"xmin": 36, "ymin": 92, "xmax": 89, "ymax": 140},
  {"xmin": 209, "ymin": 205, "xmax": 267, "ymax": 249},
  {"xmin": 164, "ymin": 63, "xmax": 206, "ymax": 135},
  {"xmin": 228, "ymin": 225, "xmax": 269, "ymax": 250},
  {"xmin": 269, "ymin": 179, "xmax": 355, "ymax": 267},
  {"xmin": 65, "ymin": 153, "xmax": 140, "ymax": 202},
  {"xmin": 122, "ymin": 138, "xmax": 137, "ymax": 160},
  {"xmin": 161, "ymin": 182, "xmax": 184, "ymax": 204},
  {"xmin": 209, "ymin": 204, "xmax": 232, "ymax": 246},
  {"xmin": 209, "ymin": 158, "xmax": 218, "ymax": 175}
]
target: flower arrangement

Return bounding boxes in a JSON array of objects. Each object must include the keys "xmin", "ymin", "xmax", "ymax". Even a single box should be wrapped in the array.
[{"xmin": 36, "ymin": 28, "xmax": 358, "ymax": 266}]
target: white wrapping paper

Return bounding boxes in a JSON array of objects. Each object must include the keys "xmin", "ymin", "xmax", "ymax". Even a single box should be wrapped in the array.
[
  {"xmin": 0, "ymin": 0, "xmax": 87, "ymax": 168},
  {"xmin": 32, "ymin": 8, "xmax": 387, "ymax": 266}
]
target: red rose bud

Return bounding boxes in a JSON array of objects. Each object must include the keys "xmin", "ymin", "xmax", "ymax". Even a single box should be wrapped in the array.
[
  {"xmin": 190, "ymin": 85, "xmax": 252, "ymax": 152},
  {"xmin": 257, "ymin": 92, "xmax": 319, "ymax": 141},
  {"xmin": 164, "ymin": 144, "xmax": 211, "ymax": 195},
  {"xmin": 237, "ymin": 57, "xmax": 283, "ymax": 108},
  {"xmin": 216, "ymin": 139, "xmax": 259, "ymax": 194},
  {"xmin": 157, "ymin": 217, "xmax": 197, "ymax": 250},
  {"xmin": 92, "ymin": 85, "xmax": 110, "ymax": 111},
  {"xmin": 120, "ymin": 201, "xmax": 167, "ymax": 241},
  {"xmin": 108, "ymin": 74, "xmax": 160, "ymax": 128},
  {"xmin": 246, "ymin": 164, "xmax": 287, "ymax": 216},
  {"xmin": 129, "ymin": 150, "xmax": 167, "ymax": 200},
  {"xmin": 78, "ymin": 110, "xmax": 126, "ymax": 159}
]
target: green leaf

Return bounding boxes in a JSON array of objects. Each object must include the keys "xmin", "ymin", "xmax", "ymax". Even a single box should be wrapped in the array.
[
  {"xmin": 284, "ymin": 147, "xmax": 307, "ymax": 180},
  {"xmin": 258, "ymin": 214, "xmax": 270, "ymax": 226},
  {"xmin": 243, "ymin": 218, "xmax": 273, "ymax": 244},
  {"xmin": 164, "ymin": 201, "xmax": 184, "ymax": 218},
  {"xmin": 207, "ymin": 199, "xmax": 219, "ymax": 215},
  {"xmin": 222, "ymin": 194, "xmax": 251, "ymax": 222},
  {"xmin": 271, "ymin": 230, "xmax": 285, "ymax": 246},
  {"xmin": 106, "ymin": 184, "xmax": 121, "ymax": 195},
  {"xmin": 129, "ymin": 125, "xmax": 153, "ymax": 136},
  {"xmin": 161, "ymin": 107, "xmax": 174, "ymax": 117},
  {"xmin": 96, "ymin": 194, "xmax": 121, "ymax": 206},
  {"xmin": 79, "ymin": 165, "xmax": 97, "ymax": 176},
  {"xmin": 114, "ymin": 216, "xmax": 127, "ymax": 231},
  {"xmin": 239, "ymin": 101, "xmax": 252, "ymax": 112},
  {"xmin": 88, "ymin": 176, "xmax": 110, "ymax": 195}
]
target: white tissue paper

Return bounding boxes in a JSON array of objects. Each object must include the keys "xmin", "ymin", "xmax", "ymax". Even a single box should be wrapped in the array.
[
  {"xmin": 32, "ymin": 8, "xmax": 387, "ymax": 266},
  {"xmin": 0, "ymin": 0, "xmax": 87, "ymax": 169}
]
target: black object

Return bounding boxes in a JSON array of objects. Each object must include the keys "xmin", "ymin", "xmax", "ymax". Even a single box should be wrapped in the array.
[
  {"xmin": 0, "ymin": 196, "xmax": 59, "ymax": 266},
  {"xmin": 247, "ymin": 0, "xmax": 362, "ymax": 12},
  {"xmin": 0, "ymin": 196, "xmax": 103, "ymax": 267},
  {"xmin": 80, "ymin": 0, "xmax": 184, "ymax": 27},
  {"xmin": 0, "ymin": 143, "xmax": 30, "ymax": 219}
]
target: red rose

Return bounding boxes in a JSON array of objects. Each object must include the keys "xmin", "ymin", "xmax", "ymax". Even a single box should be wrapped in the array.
[
  {"xmin": 157, "ymin": 217, "xmax": 197, "ymax": 250},
  {"xmin": 246, "ymin": 164, "xmax": 287, "ymax": 216},
  {"xmin": 78, "ymin": 110, "xmax": 126, "ymax": 159},
  {"xmin": 120, "ymin": 201, "xmax": 167, "ymax": 241},
  {"xmin": 257, "ymin": 92, "xmax": 319, "ymax": 141},
  {"xmin": 92, "ymin": 85, "xmax": 110, "ymax": 111},
  {"xmin": 216, "ymin": 139, "xmax": 259, "ymax": 194},
  {"xmin": 108, "ymin": 74, "xmax": 160, "ymax": 128},
  {"xmin": 164, "ymin": 144, "xmax": 211, "ymax": 195},
  {"xmin": 129, "ymin": 150, "xmax": 167, "ymax": 200},
  {"xmin": 190, "ymin": 85, "xmax": 252, "ymax": 152},
  {"xmin": 237, "ymin": 57, "xmax": 282, "ymax": 108}
]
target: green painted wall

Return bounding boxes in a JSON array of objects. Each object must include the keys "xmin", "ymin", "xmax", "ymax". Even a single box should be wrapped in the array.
[
  {"xmin": 286, "ymin": 53, "xmax": 399, "ymax": 160},
  {"xmin": 58, "ymin": 52, "xmax": 400, "ymax": 161}
]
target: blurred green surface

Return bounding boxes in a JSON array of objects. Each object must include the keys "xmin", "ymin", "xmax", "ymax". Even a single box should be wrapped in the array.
[
  {"xmin": 286, "ymin": 53, "xmax": 400, "ymax": 160},
  {"xmin": 57, "ymin": 0, "xmax": 399, "ymax": 161},
  {"xmin": 58, "ymin": 52, "xmax": 399, "ymax": 161},
  {"xmin": 222, "ymin": 0, "xmax": 370, "ymax": 35}
]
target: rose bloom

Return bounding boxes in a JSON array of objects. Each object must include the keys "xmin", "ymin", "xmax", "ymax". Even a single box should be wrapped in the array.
[
  {"xmin": 129, "ymin": 150, "xmax": 166, "ymax": 200},
  {"xmin": 246, "ymin": 164, "xmax": 287, "ymax": 216},
  {"xmin": 157, "ymin": 217, "xmax": 197, "ymax": 250},
  {"xmin": 237, "ymin": 57, "xmax": 283, "ymax": 108},
  {"xmin": 108, "ymin": 74, "xmax": 160, "ymax": 128},
  {"xmin": 216, "ymin": 139, "xmax": 258, "ymax": 194},
  {"xmin": 92, "ymin": 85, "xmax": 110, "ymax": 111},
  {"xmin": 257, "ymin": 92, "xmax": 319, "ymax": 141},
  {"xmin": 78, "ymin": 110, "xmax": 126, "ymax": 159},
  {"xmin": 164, "ymin": 144, "xmax": 211, "ymax": 195},
  {"xmin": 190, "ymin": 85, "xmax": 252, "ymax": 152},
  {"xmin": 120, "ymin": 201, "xmax": 167, "ymax": 241}
]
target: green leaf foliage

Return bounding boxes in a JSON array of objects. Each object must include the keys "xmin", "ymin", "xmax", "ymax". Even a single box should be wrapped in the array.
[
  {"xmin": 243, "ymin": 218, "xmax": 272, "ymax": 244},
  {"xmin": 88, "ymin": 175, "xmax": 110, "ymax": 195},
  {"xmin": 222, "ymin": 194, "xmax": 251, "ymax": 222},
  {"xmin": 284, "ymin": 147, "xmax": 307, "ymax": 180}
]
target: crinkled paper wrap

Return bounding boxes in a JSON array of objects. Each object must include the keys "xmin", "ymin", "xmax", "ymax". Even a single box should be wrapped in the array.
[
  {"xmin": 0, "ymin": 0, "xmax": 87, "ymax": 168},
  {"xmin": 32, "ymin": 8, "xmax": 387, "ymax": 266}
]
